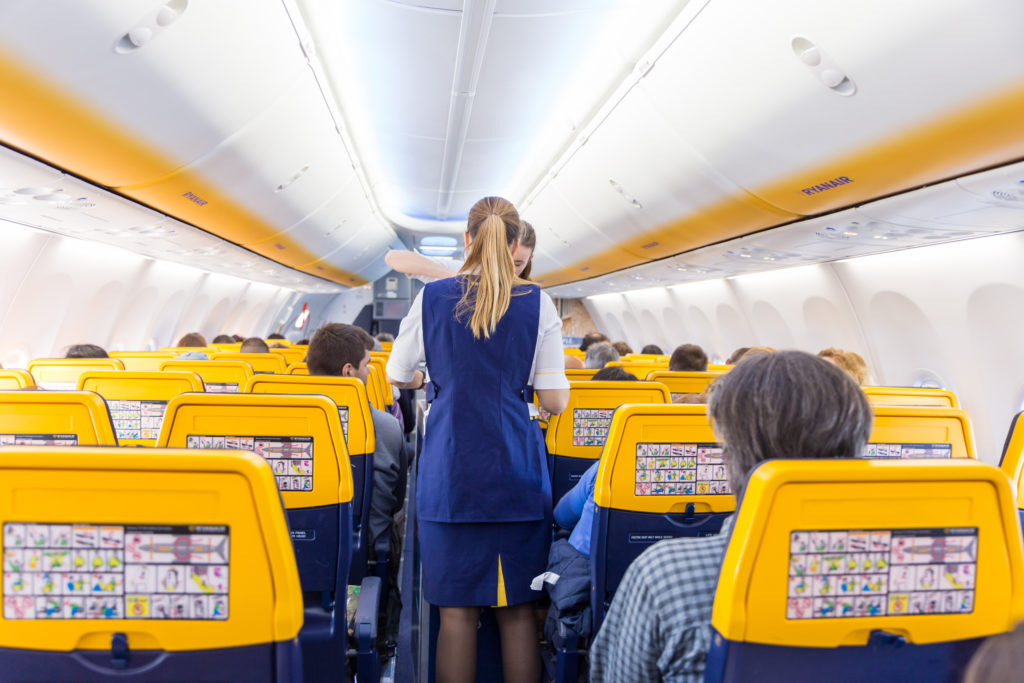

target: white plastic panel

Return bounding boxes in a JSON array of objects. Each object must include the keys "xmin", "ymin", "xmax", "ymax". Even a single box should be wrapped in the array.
[
  {"xmin": 538, "ymin": 86, "xmax": 794, "ymax": 265},
  {"xmin": 639, "ymin": 0, "xmax": 1024, "ymax": 215},
  {"xmin": 0, "ymin": 0, "xmax": 309, "ymax": 186},
  {"xmin": 0, "ymin": 219, "xmax": 308, "ymax": 366}
]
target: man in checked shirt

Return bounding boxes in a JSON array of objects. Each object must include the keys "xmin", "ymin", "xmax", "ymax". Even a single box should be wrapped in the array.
[{"xmin": 589, "ymin": 350, "xmax": 872, "ymax": 682}]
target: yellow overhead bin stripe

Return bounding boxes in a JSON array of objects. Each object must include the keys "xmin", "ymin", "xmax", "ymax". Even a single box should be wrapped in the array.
[
  {"xmin": 536, "ymin": 85, "xmax": 1024, "ymax": 287},
  {"xmin": 0, "ymin": 48, "xmax": 364, "ymax": 287}
]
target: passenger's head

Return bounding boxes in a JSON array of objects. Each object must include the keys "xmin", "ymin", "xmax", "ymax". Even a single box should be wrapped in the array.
[
  {"xmin": 457, "ymin": 196, "xmax": 521, "ymax": 339},
  {"xmin": 515, "ymin": 220, "xmax": 536, "ymax": 280},
  {"xmin": 231, "ymin": 334, "xmax": 245, "ymax": 343},
  {"xmin": 640, "ymin": 344, "xmax": 663, "ymax": 355},
  {"xmin": 707, "ymin": 350, "xmax": 872, "ymax": 495},
  {"xmin": 296, "ymin": 338, "xmax": 310, "ymax": 346},
  {"xmin": 584, "ymin": 342, "xmax": 619, "ymax": 370},
  {"xmin": 579, "ymin": 332, "xmax": 608, "ymax": 352},
  {"xmin": 818, "ymin": 347, "xmax": 869, "ymax": 384},
  {"xmin": 177, "ymin": 332, "xmax": 207, "ymax": 348},
  {"xmin": 65, "ymin": 344, "xmax": 108, "ymax": 359},
  {"xmin": 375, "ymin": 332, "xmax": 395, "ymax": 343},
  {"xmin": 612, "ymin": 341, "xmax": 633, "ymax": 356},
  {"xmin": 240, "ymin": 337, "xmax": 270, "ymax": 354},
  {"xmin": 963, "ymin": 621, "xmax": 1024, "ymax": 683},
  {"xmin": 564, "ymin": 355, "xmax": 584, "ymax": 370},
  {"xmin": 669, "ymin": 344, "xmax": 708, "ymax": 372},
  {"xmin": 306, "ymin": 323, "xmax": 374, "ymax": 384},
  {"xmin": 592, "ymin": 366, "xmax": 638, "ymax": 382},
  {"xmin": 727, "ymin": 347, "xmax": 751, "ymax": 364},
  {"xmin": 267, "ymin": 333, "xmax": 286, "ymax": 340},
  {"xmin": 212, "ymin": 334, "xmax": 235, "ymax": 344}
]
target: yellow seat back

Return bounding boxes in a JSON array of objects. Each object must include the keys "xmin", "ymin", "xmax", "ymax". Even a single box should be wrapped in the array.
[
  {"xmin": 623, "ymin": 354, "xmax": 670, "ymax": 363},
  {"xmin": 0, "ymin": 390, "xmax": 117, "ymax": 445},
  {"xmin": 605, "ymin": 361, "xmax": 668, "ymax": 378},
  {"xmin": 209, "ymin": 353, "xmax": 287, "ymax": 375},
  {"xmin": 707, "ymin": 364, "xmax": 733, "ymax": 373},
  {"xmin": 866, "ymin": 406, "xmax": 975, "ymax": 460},
  {"xmin": 712, "ymin": 459, "xmax": 1024, "ymax": 647},
  {"xmin": 286, "ymin": 362, "xmax": 309, "ymax": 375},
  {"xmin": 243, "ymin": 374, "xmax": 375, "ymax": 457},
  {"xmin": 365, "ymin": 366, "xmax": 386, "ymax": 411},
  {"xmin": 864, "ymin": 386, "xmax": 959, "ymax": 409},
  {"xmin": 158, "ymin": 347, "xmax": 221, "ymax": 355},
  {"xmin": 0, "ymin": 370, "xmax": 36, "ymax": 390},
  {"xmin": 645, "ymin": 370, "xmax": 723, "ymax": 398},
  {"xmin": 564, "ymin": 369, "xmax": 598, "ymax": 381},
  {"xmin": 595, "ymin": 403, "xmax": 736, "ymax": 513},
  {"xmin": 0, "ymin": 446, "xmax": 301, "ymax": 648},
  {"xmin": 546, "ymin": 381, "xmax": 672, "ymax": 459},
  {"xmin": 76, "ymin": 371, "xmax": 204, "ymax": 446},
  {"xmin": 107, "ymin": 352, "xmax": 178, "ymax": 372},
  {"xmin": 269, "ymin": 346, "xmax": 306, "ymax": 366},
  {"xmin": 379, "ymin": 341, "xmax": 392, "ymax": 352},
  {"xmin": 160, "ymin": 360, "xmax": 254, "ymax": 393},
  {"xmin": 366, "ymin": 357, "xmax": 392, "ymax": 406},
  {"xmin": 26, "ymin": 359, "xmax": 124, "ymax": 390},
  {"xmin": 157, "ymin": 393, "xmax": 352, "ymax": 509},
  {"xmin": 210, "ymin": 343, "xmax": 243, "ymax": 352}
]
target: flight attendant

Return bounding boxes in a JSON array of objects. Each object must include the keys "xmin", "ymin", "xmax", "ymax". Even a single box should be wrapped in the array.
[{"xmin": 387, "ymin": 196, "xmax": 569, "ymax": 683}]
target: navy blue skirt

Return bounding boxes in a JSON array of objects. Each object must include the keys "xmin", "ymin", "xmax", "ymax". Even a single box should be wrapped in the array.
[{"xmin": 419, "ymin": 518, "xmax": 551, "ymax": 607}]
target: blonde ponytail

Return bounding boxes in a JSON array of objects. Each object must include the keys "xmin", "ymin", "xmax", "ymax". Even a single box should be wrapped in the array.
[{"xmin": 456, "ymin": 196, "xmax": 525, "ymax": 339}]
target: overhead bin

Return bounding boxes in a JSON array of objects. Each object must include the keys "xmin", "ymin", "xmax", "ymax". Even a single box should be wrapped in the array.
[
  {"xmin": 120, "ymin": 67, "xmax": 379, "ymax": 277},
  {"xmin": 0, "ymin": 0, "xmax": 308, "ymax": 187},
  {"xmin": 638, "ymin": 0, "xmax": 1024, "ymax": 216},
  {"xmin": 528, "ymin": 89, "xmax": 797, "ymax": 286}
]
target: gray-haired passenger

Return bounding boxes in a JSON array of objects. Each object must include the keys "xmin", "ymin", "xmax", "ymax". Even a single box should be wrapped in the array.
[
  {"xmin": 590, "ymin": 350, "xmax": 872, "ymax": 682},
  {"xmin": 583, "ymin": 341, "xmax": 619, "ymax": 370},
  {"xmin": 708, "ymin": 349, "xmax": 873, "ymax": 494}
]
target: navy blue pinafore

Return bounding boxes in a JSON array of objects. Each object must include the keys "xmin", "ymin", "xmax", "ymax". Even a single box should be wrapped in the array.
[{"xmin": 418, "ymin": 276, "xmax": 551, "ymax": 607}]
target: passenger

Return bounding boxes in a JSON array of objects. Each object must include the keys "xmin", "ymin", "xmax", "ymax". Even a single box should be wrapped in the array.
[
  {"xmin": 672, "ymin": 391, "xmax": 708, "ymax": 404},
  {"xmin": 669, "ymin": 343, "xmax": 708, "ymax": 372},
  {"xmin": 64, "ymin": 344, "xmax": 108, "ymax": 359},
  {"xmin": 306, "ymin": 322, "xmax": 408, "ymax": 561},
  {"xmin": 640, "ymin": 344, "xmax": 663, "ymax": 355},
  {"xmin": 612, "ymin": 341, "xmax": 633, "ymax": 356},
  {"xmin": 376, "ymin": 332, "xmax": 395, "ymax": 343},
  {"xmin": 818, "ymin": 347, "xmax": 869, "ymax": 384},
  {"xmin": 176, "ymin": 332, "xmax": 206, "ymax": 348},
  {"xmin": 591, "ymin": 366, "xmax": 638, "ymax": 383},
  {"xmin": 579, "ymin": 332, "xmax": 608, "ymax": 352},
  {"xmin": 584, "ymin": 341, "xmax": 619, "ymax": 370},
  {"xmin": 564, "ymin": 355, "xmax": 584, "ymax": 370},
  {"xmin": 386, "ymin": 196, "xmax": 569, "ymax": 683},
  {"xmin": 296, "ymin": 338, "xmax": 310, "ymax": 345},
  {"xmin": 267, "ymin": 333, "xmax": 286, "ymax": 340},
  {"xmin": 727, "ymin": 346, "xmax": 751, "ymax": 364},
  {"xmin": 962, "ymin": 620, "xmax": 1024, "ymax": 683},
  {"xmin": 211, "ymin": 334, "xmax": 235, "ymax": 344},
  {"xmin": 589, "ymin": 350, "xmax": 873, "ymax": 682},
  {"xmin": 383, "ymin": 218, "xmax": 536, "ymax": 282},
  {"xmin": 231, "ymin": 334, "xmax": 244, "ymax": 342},
  {"xmin": 745, "ymin": 345, "xmax": 777, "ymax": 357},
  {"xmin": 239, "ymin": 337, "xmax": 270, "ymax": 353}
]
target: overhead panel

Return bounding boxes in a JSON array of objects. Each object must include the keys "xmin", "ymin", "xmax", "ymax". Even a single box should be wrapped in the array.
[
  {"xmin": 541, "ymin": 89, "xmax": 797, "ymax": 268},
  {"xmin": 0, "ymin": 0, "xmax": 307, "ymax": 187},
  {"xmin": 639, "ymin": 0, "xmax": 1024, "ymax": 216},
  {"xmin": 522, "ymin": 188, "xmax": 636, "ymax": 287},
  {"xmin": 122, "ymin": 65, "xmax": 371, "ymax": 267}
]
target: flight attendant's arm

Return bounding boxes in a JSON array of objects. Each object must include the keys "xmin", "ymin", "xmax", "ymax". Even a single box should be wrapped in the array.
[
  {"xmin": 533, "ymin": 292, "xmax": 570, "ymax": 414},
  {"xmin": 387, "ymin": 291, "xmax": 426, "ymax": 390},
  {"xmin": 385, "ymin": 249, "xmax": 458, "ymax": 281}
]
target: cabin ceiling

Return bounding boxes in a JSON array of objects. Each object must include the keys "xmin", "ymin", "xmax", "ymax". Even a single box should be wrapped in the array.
[{"xmin": 0, "ymin": 1, "xmax": 1023, "ymax": 293}]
